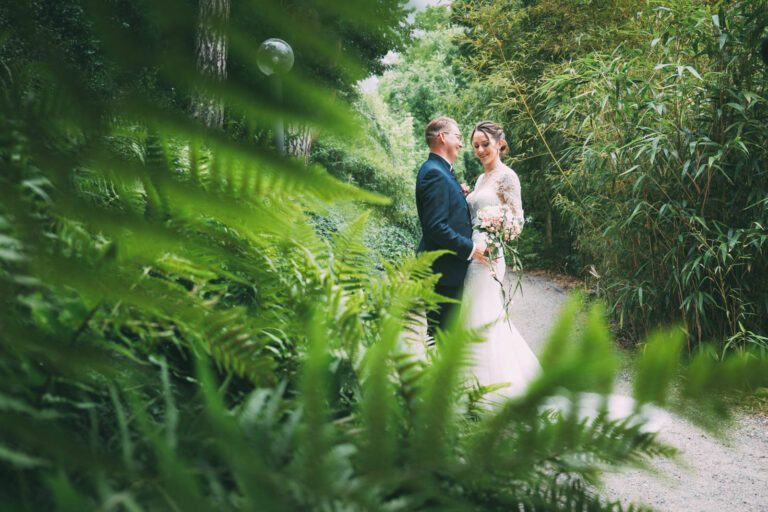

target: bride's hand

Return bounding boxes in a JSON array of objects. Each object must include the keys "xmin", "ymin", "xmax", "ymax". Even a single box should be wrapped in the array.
[
  {"xmin": 461, "ymin": 183, "xmax": 470, "ymax": 196},
  {"xmin": 471, "ymin": 240, "xmax": 489, "ymax": 265}
]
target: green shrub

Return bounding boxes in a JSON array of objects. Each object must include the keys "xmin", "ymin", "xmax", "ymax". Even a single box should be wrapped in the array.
[{"xmin": 538, "ymin": 0, "xmax": 768, "ymax": 350}]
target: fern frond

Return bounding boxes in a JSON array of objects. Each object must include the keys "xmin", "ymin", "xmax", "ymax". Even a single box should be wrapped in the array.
[
  {"xmin": 331, "ymin": 212, "xmax": 375, "ymax": 292},
  {"xmin": 110, "ymin": 107, "xmax": 388, "ymax": 205},
  {"xmin": 199, "ymin": 308, "xmax": 274, "ymax": 382},
  {"xmin": 411, "ymin": 317, "xmax": 480, "ymax": 470}
]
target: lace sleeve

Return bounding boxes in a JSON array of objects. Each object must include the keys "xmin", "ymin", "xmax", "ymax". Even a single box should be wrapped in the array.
[{"xmin": 497, "ymin": 170, "xmax": 524, "ymax": 220}]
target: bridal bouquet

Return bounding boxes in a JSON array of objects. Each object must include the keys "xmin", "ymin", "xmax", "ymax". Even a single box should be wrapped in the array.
[{"xmin": 474, "ymin": 205, "xmax": 523, "ymax": 276}]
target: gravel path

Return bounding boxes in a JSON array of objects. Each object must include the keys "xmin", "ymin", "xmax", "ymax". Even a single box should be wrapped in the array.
[{"xmin": 508, "ymin": 273, "xmax": 768, "ymax": 512}]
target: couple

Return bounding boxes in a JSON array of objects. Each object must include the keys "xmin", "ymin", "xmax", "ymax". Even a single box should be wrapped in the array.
[{"xmin": 415, "ymin": 117, "xmax": 540, "ymax": 400}]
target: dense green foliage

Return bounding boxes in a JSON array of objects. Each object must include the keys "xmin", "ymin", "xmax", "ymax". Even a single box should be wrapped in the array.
[
  {"xmin": 539, "ymin": 0, "xmax": 768, "ymax": 350},
  {"xmin": 445, "ymin": 0, "xmax": 768, "ymax": 349},
  {"xmin": 1, "ymin": 1, "xmax": 767, "ymax": 511},
  {"xmin": 309, "ymin": 93, "xmax": 421, "ymax": 262}
]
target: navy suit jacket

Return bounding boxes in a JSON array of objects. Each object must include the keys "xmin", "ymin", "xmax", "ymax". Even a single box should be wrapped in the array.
[{"xmin": 415, "ymin": 153, "xmax": 474, "ymax": 287}]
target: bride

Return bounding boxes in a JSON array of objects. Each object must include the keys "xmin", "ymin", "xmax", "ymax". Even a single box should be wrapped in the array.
[
  {"xmin": 460, "ymin": 121, "xmax": 669, "ymax": 432},
  {"xmin": 462, "ymin": 121, "xmax": 541, "ymax": 400},
  {"xmin": 403, "ymin": 115, "xmax": 667, "ymax": 428}
]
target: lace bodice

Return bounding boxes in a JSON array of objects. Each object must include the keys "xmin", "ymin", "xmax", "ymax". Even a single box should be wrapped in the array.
[{"xmin": 467, "ymin": 168, "xmax": 524, "ymax": 226}]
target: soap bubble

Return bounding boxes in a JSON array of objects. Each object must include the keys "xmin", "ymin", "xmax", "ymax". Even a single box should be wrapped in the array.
[{"xmin": 257, "ymin": 38, "xmax": 294, "ymax": 76}]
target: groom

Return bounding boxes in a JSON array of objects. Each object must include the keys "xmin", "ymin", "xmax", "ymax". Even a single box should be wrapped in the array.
[{"xmin": 416, "ymin": 117, "xmax": 487, "ymax": 335}]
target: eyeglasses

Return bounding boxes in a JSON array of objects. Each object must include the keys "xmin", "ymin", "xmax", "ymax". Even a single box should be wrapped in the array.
[{"xmin": 441, "ymin": 131, "xmax": 463, "ymax": 142}]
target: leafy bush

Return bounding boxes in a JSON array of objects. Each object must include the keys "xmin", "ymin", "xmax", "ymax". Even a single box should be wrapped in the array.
[
  {"xmin": 538, "ymin": 0, "xmax": 768, "ymax": 350},
  {"xmin": 312, "ymin": 140, "xmax": 412, "ymax": 223},
  {"xmin": 309, "ymin": 98, "xmax": 421, "ymax": 261},
  {"xmin": 364, "ymin": 215, "xmax": 417, "ymax": 263},
  {"xmin": 308, "ymin": 207, "xmax": 417, "ymax": 264}
]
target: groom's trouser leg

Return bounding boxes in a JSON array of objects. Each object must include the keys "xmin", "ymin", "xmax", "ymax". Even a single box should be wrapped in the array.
[{"xmin": 427, "ymin": 284, "xmax": 463, "ymax": 338}]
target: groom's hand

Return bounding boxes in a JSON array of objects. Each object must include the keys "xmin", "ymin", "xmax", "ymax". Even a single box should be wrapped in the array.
[
  {"xmin": 471, "ymin": 240, "xmax": 489, "ymax": 264},
  {"xmin": 460, "ymin": 183, "xmax": 470, "ymax": 196}
]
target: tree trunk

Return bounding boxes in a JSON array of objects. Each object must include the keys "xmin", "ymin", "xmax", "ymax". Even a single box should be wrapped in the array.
[
  {"xmin": 286, "ymin": 123, "xmax": 314, "ymax": 162},
  {"xmin": 192, "ymin": 0, "xmax": 230, "ymax": 129}
]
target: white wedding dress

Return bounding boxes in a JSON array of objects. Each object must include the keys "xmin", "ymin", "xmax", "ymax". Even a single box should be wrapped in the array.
[
  {"xmin": 461, "ymin": 169, "xmax": 670, "ymax": 431},
  {"xmin": 463, "ymin": 168, "xmax": 541, "ymax": 400}
]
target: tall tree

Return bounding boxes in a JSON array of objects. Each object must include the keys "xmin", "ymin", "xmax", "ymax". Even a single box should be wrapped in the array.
[{"xmin": 192, "ymin": 0, "xmax": 230, "ymax": 129}]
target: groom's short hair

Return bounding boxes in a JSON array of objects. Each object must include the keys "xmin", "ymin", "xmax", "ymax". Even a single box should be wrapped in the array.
[{"xmin": 425, "ymin": 117, "xmax": 457, "ymax": 148}]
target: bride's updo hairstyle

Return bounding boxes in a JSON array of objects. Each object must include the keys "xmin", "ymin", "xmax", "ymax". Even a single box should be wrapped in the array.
[{"xmin": 471, "ymin": 121, "xmax": 508, "ymax": 155}]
